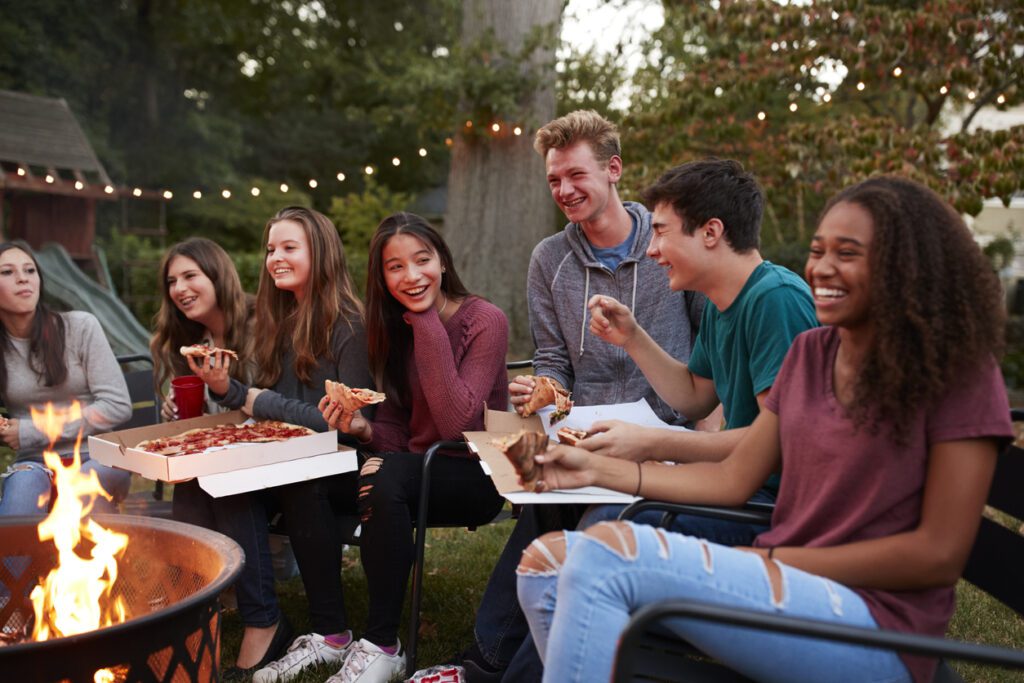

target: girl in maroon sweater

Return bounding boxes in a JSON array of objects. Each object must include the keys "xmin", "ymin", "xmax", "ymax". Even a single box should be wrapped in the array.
[{"xmin": 320, "ymin": 212, "xmax": 507, "ymax": 682}]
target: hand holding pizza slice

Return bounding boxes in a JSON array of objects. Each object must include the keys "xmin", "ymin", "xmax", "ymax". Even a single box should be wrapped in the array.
[
  {"xmin": 180, "ymin": 344, "xmax": 239, "ymax": 361},
  {"xmin": 521, "ymin": 376, "xmax": 573, "ymax": 425},
  {"xmin": 491, "ymin": 430, "xmax": 549, "ymax": 491}
]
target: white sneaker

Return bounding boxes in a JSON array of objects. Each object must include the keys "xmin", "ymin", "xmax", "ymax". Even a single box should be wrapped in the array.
[
  {"xmin": 327, "ymin": 638, "xmax": 407, "ymax": 683},
  {"xmin": 252, "ymin": 633, "xmax": 351, "ymax": 683}
]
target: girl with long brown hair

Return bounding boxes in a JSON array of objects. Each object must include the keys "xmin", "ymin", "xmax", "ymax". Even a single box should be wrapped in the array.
[
  {"xmin": 318, "ymin": 212, "xmax": 507, "ymax": 683},
  {"xmin": 189, "ymin": 207, "xmax": 372, "ymax": 682}
]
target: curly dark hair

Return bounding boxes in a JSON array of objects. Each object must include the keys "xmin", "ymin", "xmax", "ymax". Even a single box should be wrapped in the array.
[{"xmin": 822, "ymin": 176, "xmax": 1005, "ymax": 441}]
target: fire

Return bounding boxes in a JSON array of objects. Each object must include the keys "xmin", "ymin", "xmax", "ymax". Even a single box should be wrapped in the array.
[{"xmin": 27, "ymin": 402, "xmax": 129, "ymax": 649}]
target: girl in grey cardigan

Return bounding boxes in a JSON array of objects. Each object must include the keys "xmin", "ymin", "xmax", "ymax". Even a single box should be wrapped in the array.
[{"xmin": 0, "ymin": 241, "xmax": 131, "ymax": 516}]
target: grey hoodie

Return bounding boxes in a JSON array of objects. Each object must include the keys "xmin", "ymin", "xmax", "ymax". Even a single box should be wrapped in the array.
[{"xmin": 526, "ymin": 201, "xmax": 704, "ymax": 425}]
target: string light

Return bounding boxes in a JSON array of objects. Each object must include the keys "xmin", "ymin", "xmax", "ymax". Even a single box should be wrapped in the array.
[
  {"xmin": 940, "ymin": 85, "xmax": 949, "ymax": 95},
  {"xmin": 16, "ymin": 167, "xmax": 25, "ymax": 176},
  {"xmin": 465, "ymin": 120, "xmax": 473, "ymax": 128},
  {"xmin": 967, "ymin": 90, "xmax": 976, "ymax": 100},
  {"xmin": 365, "ymin": 165, "xmax": 374, "ymax": 175},
  {"xmin": 892, "ymin": 66, "xmax": 902, "ymax": 77},
  {"xmin": 45, "ymin": 174, "xmax": 55, "ymax": 183},
  {"xmin": 491, "ymin": 123, "xmax": 500, "ymax": 133},
  {"xmin": 513, "ymin": 126, "xmax": 522, "ymax": 136},
  {"xmin": 337, "ymin": 172, "xmax": 346, "ymax": 181},
  {"xmin": 280, "ymin": 183, "xmax": 289, "ymax": 193},
  {"xmin": 162, "ymin": 190, "xmax": 173, "ymax": 199},
  {"xmin": 418, "ymin": 148, "xmax": 427, "ymax": 157},
  {"xmin": 789, "ymin": 103, "xmax": 798, "ymax": 112},
  {"xmin": 193, "ymin": 190, "xmax": 202, "ymax": 199},
  {"xmin": 309, "ymin": 179, "xmax": 318, "ymax": 188},
  {"xmin": 757, "ymin": 111, "xmax": 766, "ymax": 121},
  {"xmin": 823, "ymin": 93, "xmax": 832, "ymax": 103},
  {"xmin": 132, "ymin": 187, "xmax": 142, "ymax": 197},
  {"xmin": 445, "ymin": 137, "xmax": 453, "ymax": 146},
  {"xmin": 856, "ymin": 81, "xmax": 865, "ymax": 91},
  {"xmin": 251, "ymin": 187, "xmax": 261, "ymax": 197},
  {"xmin": 104, "ymin": 185, "xmax": 114, "ymax": 194},
  {"xmin": 392, "ymin": 157, "xmax": 401, "ymax": 167},
  {"xmin": 74, "ymin": 180, "xmax": 84, "ymax": 190},
  {"xmin": 221, "ymin": 189, "xmax": 231, "ymax": 198},
  {"xmin": 997, "ymin": 94, "xmax": 1007, "ymax": 105}
]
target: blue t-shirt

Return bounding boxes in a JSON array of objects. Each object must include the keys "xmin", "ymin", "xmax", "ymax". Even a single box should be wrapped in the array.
[
  {"xmin": 688, "ymin": 261, "xmax": 817, "ymax": 432},
  {"xmin": 590, "ymin": 217, "xmax": 638, "ymax": 271}
]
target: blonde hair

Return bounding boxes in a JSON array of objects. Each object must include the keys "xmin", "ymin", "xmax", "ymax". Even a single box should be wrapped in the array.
[{"xmin": 533, "ymin": 110, "xmax": 621, "ymax": 166}]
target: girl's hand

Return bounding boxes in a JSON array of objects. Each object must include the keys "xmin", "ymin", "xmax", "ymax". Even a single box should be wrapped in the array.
[
  {"xmin": 578, "ymin": 420, "xmax": 652, "ymax": 462},
  {"xmin": 186, "ymin": 350, "xmax": 232, "ymax": 396},
  {"xmin": 161, "ymin": 389, "xmax": 178, "ymax": 421},
  {"xmin": 242, "ymin": 388, "xmax": 265, "ymax": 417},
  {"xmin": 532, "ymin": 444, "xmax": 598, "ymax": 492},
  {"xmin": 509, "ymin": 375, "xmax": 536, "ymax": 416},
  {"xmin": 318, "ymin": 395, "xmax": 372, "ymax": 443},
  {"xmin": 1, "ymin": 418, "xmax": 20, "ymax": 450}
]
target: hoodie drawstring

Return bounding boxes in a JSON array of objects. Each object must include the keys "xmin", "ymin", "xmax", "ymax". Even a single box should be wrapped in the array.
[
  {"xmin": 579, "ymin": 268, "xmax": 591, "ymax": 356},
  {"xmin": 580, "ymin": 262, "xmax": 639, "ymax": 356}
]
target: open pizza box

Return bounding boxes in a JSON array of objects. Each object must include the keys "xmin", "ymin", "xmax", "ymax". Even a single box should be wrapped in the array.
[
  {"xmin": 465, "ymin": 406, "xmax": 641, "ymax": 505},
  {"xmin": 89, "ymin": 410, "xmax": 354, "ymax": 495}
]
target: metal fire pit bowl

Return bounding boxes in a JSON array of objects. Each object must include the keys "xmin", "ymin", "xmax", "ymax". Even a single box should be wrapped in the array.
[{"xmin": 0, "ymin": 514, "xmax": 243, "ymax": 683}]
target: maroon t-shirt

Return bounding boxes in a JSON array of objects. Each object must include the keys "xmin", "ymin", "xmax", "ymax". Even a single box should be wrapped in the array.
[{"xmin": 759, "ymin": 327, "xmax": 1012, "ymax": 683}]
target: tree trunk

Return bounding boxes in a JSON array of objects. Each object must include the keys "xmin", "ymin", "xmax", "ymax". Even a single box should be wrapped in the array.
[{"xmin": 444, "ymin": 0, "xmax": 562, "ymax": 358}]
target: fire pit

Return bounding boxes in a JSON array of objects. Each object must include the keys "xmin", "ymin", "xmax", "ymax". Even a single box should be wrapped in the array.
[{"xmin": 0, "ymin": 514, "xmax": 243, "ymax": 683}]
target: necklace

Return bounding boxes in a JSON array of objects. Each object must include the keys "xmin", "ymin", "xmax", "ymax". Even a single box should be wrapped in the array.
[{"xmin": 438, "ymin": 293, "xmax": 449, "ymax": 317}]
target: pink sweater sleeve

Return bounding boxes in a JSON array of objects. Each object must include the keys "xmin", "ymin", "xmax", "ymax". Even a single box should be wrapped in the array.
[{"xmin": 406, "ymin": 302, "xmax": 509, "ymax": 440}]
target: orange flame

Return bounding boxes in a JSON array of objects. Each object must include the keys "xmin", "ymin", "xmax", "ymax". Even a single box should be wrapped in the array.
[{"xmin": 27, "ymin": 401, "xmax": 129, "ymax": 646}]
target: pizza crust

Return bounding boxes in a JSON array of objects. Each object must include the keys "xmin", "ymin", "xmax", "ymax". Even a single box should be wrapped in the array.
[
  {"xmin": 324, "ymin": 380, "xmax": 386, "ymax": 412},
  {"xmin": 179, "ymin": 344, "xmax": 239, "ymax": 361},
  {"xmin": 491, "ymin": 430, "xmax": 549, "ymax": 490}
]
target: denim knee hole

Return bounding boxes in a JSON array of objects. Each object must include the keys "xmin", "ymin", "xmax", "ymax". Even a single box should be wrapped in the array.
[{"xmin": 822, "ymin": 578, "xmax": 844, "ymax": 617}]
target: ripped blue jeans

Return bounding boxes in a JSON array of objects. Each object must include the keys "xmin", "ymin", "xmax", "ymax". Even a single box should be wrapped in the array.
[{"xmin": 517, "ymin": 522, "xmax": 910, "ymax": 683}]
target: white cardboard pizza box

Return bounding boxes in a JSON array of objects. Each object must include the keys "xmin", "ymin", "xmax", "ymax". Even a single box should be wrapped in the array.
[
  {"xmin": 197, "ymin": 448, "xmax": 357, "ymax": 498},
  {"xmin": 89, "ymin": 410, "xmax": 341, "ymax": 482},
  {"xmin": 464, "ymin": 405, "xmax": 642, "ymax": 505}
]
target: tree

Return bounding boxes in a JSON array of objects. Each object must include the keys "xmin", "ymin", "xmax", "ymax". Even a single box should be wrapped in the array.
[
  {"xmin": 620, "ymin": 0, "xmax": 1024, "ymax": 245},
  {"xmin": 443, "ymin": 0, "xmax": 563, "ymax": 355}
]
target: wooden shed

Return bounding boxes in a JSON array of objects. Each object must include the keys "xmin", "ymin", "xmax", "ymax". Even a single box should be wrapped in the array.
[{"xmin": 0, "ymin": 89, "xmax": 164, "ymax": 267}]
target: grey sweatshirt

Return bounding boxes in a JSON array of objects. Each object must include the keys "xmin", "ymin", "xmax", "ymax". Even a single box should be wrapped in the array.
[
  {"xmin": 526, "ymin": 201, "xmax": 704, "ymax": 425},
  {"xmin": 212, "ymin": 316, "xmax": 373, "ymax": 446},
  {"xmin": 4, "ymin": 311, "xmax": 131, "ymax": 463}
]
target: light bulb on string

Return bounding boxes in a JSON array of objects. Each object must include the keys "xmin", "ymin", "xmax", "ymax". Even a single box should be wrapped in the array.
[
  {"xmin": 491, "ymin": 123, "xmax": 500, "ymax": 133},
  {"xmin": 823, "ymin": 93, "xmax": 832, "ymax": 103},
  {"xmin": 222, "ymin": 189, "xmax": 231, "ymax": 199},
  {"xmin": 337, "ymin": 172, "xmax": 346, "ymax": 181},
  {"xmin": 892, "ymin": 66, "xmax": 902, "ymax": 77},
  {"xmin": 280, "ymin": 183, "xmax": 289, "ymax": 193},
  {"xmin": 513, "ymin": 126, "xmax": 522, "ymax": 136},
  {"xmin": 757, "ymin": 111, "xmax": 766, "ymax": 121},
  {"xmin": 132, "ymin": 187, "xmax": 142, "ymax": 197},
  {"xmin": 365, "ymin": 165, "xmax": 374, "ymax": 175},
  {"xmin": 997, "ymin": 94, "xmax": 1006, "ymax": 105},
  {"xmin": 193, "ymin": 190, "xmax": 202, "ymax": 199},
  {"xmin": 789, "ymin": 103, "xmax": 798, "ymax": 112},
  {"xmin": 967, "ymin": 90, "xmax": 976, "ymax": 100},
  {"xmin": 940, "ymin": 85, "xmax": 948, "ymax": 95},
  {"xmin": 418, "ymin": 148, "xmax": 427, "ymax": 157},
  {"xmin": 45, "ymin": 174, "xmax": 55, "ymax": 184},
  {"xmin": 251, "ymin": 187, "xmax": 261, "ymax": 197},
  {"xmin": 162, "ymin": 190, "xmax": 173, "ymax": 199},
  {"xmin": 16, "ymin": 167, "xmax": 25, "ymax": 176},
  {"xmin": 392, "ymin": 157, "xmax": 401, "ymax": 167},
  {"xmin": 856, "ymin": 81, "xmax": 865, "ymax": 91},
  {"xmin": 309, "ymin": 179, "xmax": 318, "ymax": 188},
  {"xmin": 74, "ymin": 180, "xmax": 84, "ymax": 190},
  {"xmin": 104, "ymin": 185, "xmax": 115, "ymax": 194}
]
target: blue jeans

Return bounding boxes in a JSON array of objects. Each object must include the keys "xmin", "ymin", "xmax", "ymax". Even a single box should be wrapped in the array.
[
  {"xmin": 0, "ymin": 459, "xmax": 130, "ymax": 516},
  {"xmin": 517, "ymin": 522, "xmax": 910, "ymax": 683},
  {"xmin": 474, "ymin": 491, "xmax": 773, "ymax": 682}
]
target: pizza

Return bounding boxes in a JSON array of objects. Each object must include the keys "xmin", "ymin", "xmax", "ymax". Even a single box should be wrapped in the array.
[
  {"xmin": 135, "ymin": 420, "xmax": 315, "ymax": 456},
  {"xmin": 324, "ymin": 380, "xmax": 386, "ymax": 412},
  {"xmin": 556, "ymin": 426, "xmax": 588, "ymax": 446},
  {"xmin": 491, "ymin": 430, "xmax": 549, "ymax": 490},
  {"xmin": 180, "ymin": 344, "xmax": 239, "ymax": 361},
  {"xmin": 522, "ymin": 376, "xmax": 573, "ymax": 425}
]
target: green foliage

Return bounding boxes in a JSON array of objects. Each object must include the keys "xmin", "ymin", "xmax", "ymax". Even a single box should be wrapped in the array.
[
  {"xmin": 618, "ymin": 0, "xmax": 1024, "ymax": 246},
  {"xmin": 328, "ymin": 178, "xmax": 412, "ymax": 296},
  {"xmin": 983, "ymin": 236, "xmax": 1016, "ymax": 272}
]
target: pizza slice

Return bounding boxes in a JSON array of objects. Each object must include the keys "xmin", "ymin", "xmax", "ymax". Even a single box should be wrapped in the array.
[
  {"xmin": 521, "ymin": 376, "xmax": 573, "ymax": 425},
  {"xmin": 324, "ymin": 379, "xmax": 387, "ymax": 412},
  {"xmin": 491, "ymin": 430, "xmax": 549, "ymax": 490},
  {"xmin": 556, "ymin": 426, "xmax": 588, "ymax": 446},
  {"xmin": 180, "ymin": 344, "xmax": 239, "ymax": 361}
]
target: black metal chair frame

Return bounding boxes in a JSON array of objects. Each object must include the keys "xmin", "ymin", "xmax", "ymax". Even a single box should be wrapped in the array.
[{"xmin": 611, "ymin": 410, "xmax": 1024, "ymax": 682}]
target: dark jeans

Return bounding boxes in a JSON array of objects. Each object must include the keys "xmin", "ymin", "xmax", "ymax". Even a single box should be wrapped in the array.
[
  {"xmin": 173, "ymin": 472, "xmax": 358, "ymax": 633},
  {"xmin": 359, "ymin": 452, "xmax": 504, "ymax": 647},
  {"xmin": 474, "ymin": 488, "xmax": 776, "ymax": 682}
]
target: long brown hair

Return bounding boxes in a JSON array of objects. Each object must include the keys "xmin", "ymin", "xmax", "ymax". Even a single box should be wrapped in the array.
[
  {"xmin": 0, "ymin": 241, "xmax": 67, "ymax": 398},
  {"xmin": 150, "ymin": 238, "xmax": 252, "ymax": 394},
  {"xmin": 253, "ymin": 207, "xmax": 363, "ymax": 386},
  {"xmin": 821, "ymin": 176, "xmax": 1005, "ymax": 441},
  {"xmin": 365, "ymin": 212, "xmax": 469, "ymax": 407}
]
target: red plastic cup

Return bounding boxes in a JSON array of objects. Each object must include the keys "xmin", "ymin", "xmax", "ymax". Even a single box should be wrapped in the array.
[{"xmin": 170, "ymin": 375, "xmax": 205, "ymax": 420}]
